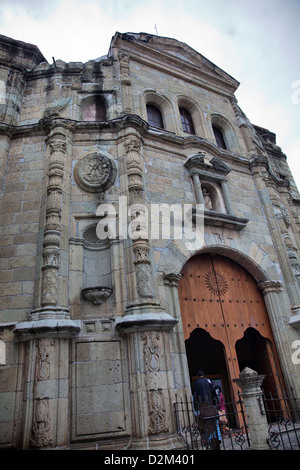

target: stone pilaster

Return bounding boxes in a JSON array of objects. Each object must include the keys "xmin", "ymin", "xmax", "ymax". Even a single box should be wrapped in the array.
[
  {"xmin": 116, "ymin": 312, "xmax": 183, "ymax": 449},
  {"xmin": 164, "ymin": 272, "xmax": 191, "ymax": 395},
  {"xmin": 250, "ymin": 155, "xmax": 300, "ymax": 316},
  {"xmin": 32, "ymin": 120, "xmax": 74, "ymax": 319},
  {"xmin": 258, "ymin": 280, "xmax": 300, "ymax": 396},
  {"xmin": 15, "ymin": 323, "xmax": 80, "ymax": 449},
  {"xmin": 14, "ymin": 118, "xmax": 80, "ymax": 449},
  {"xmin": 117, "ymin": 133, "xmax": 183, "ymax": 449},
  {"xmin": 124, "ymin": 135, "xmax": 154, "ymax": 300},
  {"xmin": 119, "ymin": 51, "xmax": 133, "ymax": 114}
]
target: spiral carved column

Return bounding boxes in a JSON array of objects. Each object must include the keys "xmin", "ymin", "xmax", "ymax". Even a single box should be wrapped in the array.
[{"xmin": 124, "ymin": 135, "xmax": 153, "ymax": 299}]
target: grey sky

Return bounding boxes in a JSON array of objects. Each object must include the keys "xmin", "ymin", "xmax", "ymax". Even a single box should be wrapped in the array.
[{"xmin": 0, "ymin": 0, "xmax": 299, "ymax": 187}]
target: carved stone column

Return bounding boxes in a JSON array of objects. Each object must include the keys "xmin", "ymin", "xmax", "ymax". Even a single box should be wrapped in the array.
[
  {"xmin": 117, "ymin": 134, "xmax": 183, "ymax": 449},
  {"xmin": 33, "ymin": 121, "xmax": 74, "ymax": 319},
  {"xmin": 258, "ymin": 280, "xmax": 300, "ymax": 396},
  {"xmin": 116, "ymin": 314, "xmax": 183, "ymax": 449},
  {"xmin": 119, "ymin": 51, "xmax": 132, "ymax": 114},
  {"xmin": 124, "ymin": 135, "xmax": 154, "ymax": 300},
  {"xmin": 164, "ymin": 272, "xmax": 191, "ymax": 395},
  {"xmin": 14, "ymin": 119, "xmax": 80, "ymax": 449},
  {"xmin": 15, "ymin": 325, "xmax": 79, "ymax": 449},
  {"xmin": 250, "ymin": 155, "xmax": 300, "ymax": 317}
]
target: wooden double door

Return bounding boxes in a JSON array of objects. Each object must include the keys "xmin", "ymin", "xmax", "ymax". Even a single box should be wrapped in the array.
[{"xmin": 178, "ymin": 254, "xmax": 285, "ymax": 402}]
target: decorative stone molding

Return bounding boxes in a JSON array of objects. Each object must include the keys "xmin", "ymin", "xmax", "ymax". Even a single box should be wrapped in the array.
[{"xmin": 74, "ymin": 152, "xmax": 116, "ymax": 193}]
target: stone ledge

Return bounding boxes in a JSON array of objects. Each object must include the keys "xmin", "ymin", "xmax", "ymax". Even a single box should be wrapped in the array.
[
  {"xmin": 288, "ymin": 314, "xmax": 300, "ymax": 330},
  {"xmin": 193, "ymin": 208, "xmax": 249, "ymax": 230},
  {"xmin": 115, "ymin": 312, "xmax": 178, "ymax": 334},
  {"xmin": 14, "ymin": 319, "xmax": 81, "ymax": 340}
]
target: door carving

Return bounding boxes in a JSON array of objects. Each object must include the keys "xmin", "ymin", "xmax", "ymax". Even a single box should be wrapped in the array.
[{"xmin": 178, "ymin": 254, "xmax": 284, "ymax": 400}]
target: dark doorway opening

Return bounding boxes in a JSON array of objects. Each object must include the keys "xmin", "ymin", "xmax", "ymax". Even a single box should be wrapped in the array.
[
  {"xmin": 236, "ymin": 328, "xmax": 277, "ymax": 396},
  {"xmin": 185, "ymin": 328, "xmax": 233, "ymax": 407},
  {"xmin": 235, "ymin": 327, "xmax": 283, "ymax": 421}
]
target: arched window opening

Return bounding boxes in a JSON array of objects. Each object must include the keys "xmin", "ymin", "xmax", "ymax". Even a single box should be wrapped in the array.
[
  {"xmin": 180, "ymin": 107, "xmax": 195, "ymax": 134},
  {"xmin": 83, "ymin": 96, "xmax": 106, "ymax": 122},
  {"xmin": 212, "ymin": 125, "xmax": 227, "ymax": 149},
  {"xmin": 147, "ymin": 104, "xmax": 164, "ymax": 128}
]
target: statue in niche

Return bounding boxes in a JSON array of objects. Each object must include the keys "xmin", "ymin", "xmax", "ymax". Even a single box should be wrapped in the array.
[{"xmin": 203, "ymin": 188, "xmax": 213, "ymax": 210}]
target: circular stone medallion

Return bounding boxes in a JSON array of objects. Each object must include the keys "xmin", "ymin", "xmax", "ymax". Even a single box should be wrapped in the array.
[{"xmin": 74, "ymin": 153, "xmax": 114, "ymax": 192}]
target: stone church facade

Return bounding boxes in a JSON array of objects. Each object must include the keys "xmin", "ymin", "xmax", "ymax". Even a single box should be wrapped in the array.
[{"xmin": 0, "ymin": 31, "xmax": 299, "ymax": 450}]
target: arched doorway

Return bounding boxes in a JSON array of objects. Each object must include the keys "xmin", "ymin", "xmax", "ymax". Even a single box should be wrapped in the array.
[{"xmin": 178, "ymin": 253, "xmax": 285, "ymax": 403}]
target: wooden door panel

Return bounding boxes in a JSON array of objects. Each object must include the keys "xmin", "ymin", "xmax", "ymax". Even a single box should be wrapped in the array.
[
  {"xmin": 179, "ymin": 254, "xmax": 228, "ymax": 344},
  {"xmin": 178, "ymin": 254, "xmax": 285, "ymax": 400},
  {"xmin": 210, "ymin": 255, "xmax": 274, "ymax": 342}
]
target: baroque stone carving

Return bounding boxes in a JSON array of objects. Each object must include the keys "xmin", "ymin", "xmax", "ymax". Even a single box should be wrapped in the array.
[
  {"xmin": 35, "ymin": 339, "xmax": 55, "ymax": 381},
  {"xmin": 142, "ymin": 332, "xmax": 160, "ymax": 371},
  {"xmin": 30, "ymin": 338, "xmax": 55, "ymax": 448},
  {"xmin": 30, "ymin": 398, "xmax": 52, "ymax": 448},
  {"xmin": 148, "ymin": 389, "xmax": 168, "ymax": 435},
  {"xmin": 74, "ymin": 152, "xmax": 115, "ymax": 192},
  {"xmin": 135, "ymin": 263, "xmax": 153, "ymax": 298},
  {"xmin": 124, "ymin": 135, "xmax": 154, "ymax": 299}
]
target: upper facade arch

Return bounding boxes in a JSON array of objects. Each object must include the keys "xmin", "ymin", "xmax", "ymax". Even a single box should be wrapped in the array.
[
  {"xmin": 79, "ymin": 95, "xmax": 107, "ymax": 122},
  {"xmin": 210, "ymin": 113, "xmax": 240, "ymax": 152},
  {"xmin": 141, "ymin": 90, "xmax": 176, "ymax": 133},
  {"xmin": 176, "ymin": 96, "xmax": 208, "ymax": 138},
  {"xmin": 159, "ymin": 239, "xmax": 279, "ymax": 286}
]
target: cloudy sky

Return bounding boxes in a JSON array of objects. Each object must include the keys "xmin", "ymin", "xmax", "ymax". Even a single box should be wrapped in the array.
[{"xmin": 0, "ymin": 0, "xmax": 299, "ymax": 187}]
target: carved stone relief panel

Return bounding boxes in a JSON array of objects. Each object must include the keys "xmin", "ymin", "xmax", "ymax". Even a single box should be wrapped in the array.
[{"xmin": 74, "ymin": 152, "xmax": 116, "ymax": 193}]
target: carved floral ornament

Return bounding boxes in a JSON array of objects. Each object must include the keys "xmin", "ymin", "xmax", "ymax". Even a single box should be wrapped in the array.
[{"xmin": 74, "ymin": 152, "xmax": 116, "ymax": 193}]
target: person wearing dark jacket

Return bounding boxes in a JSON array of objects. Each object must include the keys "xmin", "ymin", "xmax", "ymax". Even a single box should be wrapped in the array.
[
  {"xmin": 194, "ymin": 370, "xmax": 214, "ymax": 404},
  {"xmin": 193, "ymin": 369, "xmax": 220, "ymax": 449}
]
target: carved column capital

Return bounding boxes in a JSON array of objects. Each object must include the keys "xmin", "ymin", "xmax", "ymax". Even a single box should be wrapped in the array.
[
  {"xmin": 124, "ymin": 135, "xmax": 142, "ymax": 153},
  {"xmin": 258, "ymin": 280, "xmax": 283, "ymax": 294},
  {"xmin": 163, "ymin": 272, "xmax": 182, "ymax": 287}
]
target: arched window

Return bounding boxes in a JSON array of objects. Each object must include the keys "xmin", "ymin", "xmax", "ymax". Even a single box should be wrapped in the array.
[
  {"xmin": 212, "ymin": 125, "xmax": 227, "ymax": 149},
  {"xmin": 179, "ymin": 107, "xmax": 195, "ymax": 134},
  {"xmin": 147, "ymin": 104, "xmax": 164, "ymax": 128},
  {"xmin": 83, "ymin": 96, "xmax": 106, "ymax": 122}
]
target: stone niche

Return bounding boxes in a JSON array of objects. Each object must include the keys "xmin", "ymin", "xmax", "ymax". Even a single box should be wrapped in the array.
[{"xmin": 81, "ymin": 224, "xmax": 113, "ymax": 304}]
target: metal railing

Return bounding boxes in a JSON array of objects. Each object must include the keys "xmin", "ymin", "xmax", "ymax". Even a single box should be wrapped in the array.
[
  {"xmin": 264, "ymin": 393, "xmax": 300, "ymax": 450},
  {"xmin": 174, "ymin": 392, "xmax": 300, "ymax": 450},
  {"xmin": 174, "ymin": 394, "xmax": 250, "ymax": 450}
]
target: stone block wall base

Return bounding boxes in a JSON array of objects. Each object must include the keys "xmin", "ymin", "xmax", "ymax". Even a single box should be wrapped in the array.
[{"xmin": 128, "ymin": 434, "xmax": 185, "ymax": 450}]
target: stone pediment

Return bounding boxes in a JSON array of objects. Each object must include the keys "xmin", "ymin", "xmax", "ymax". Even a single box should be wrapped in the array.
[
  {"xmin": 184, "ymin": 152, "xmax": 231, "ymax": 178},
  {"xmin": 112, "ymin": 32, "xmax": 239, "ymax": 92}
]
